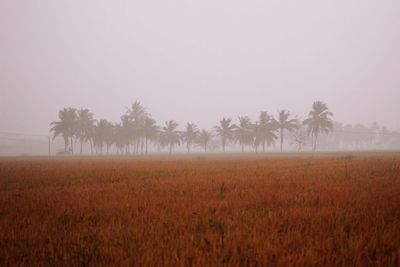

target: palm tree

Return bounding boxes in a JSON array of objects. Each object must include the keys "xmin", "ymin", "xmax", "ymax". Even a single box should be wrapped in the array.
[
  {"xmin": 126, "ymin": 101, "xmax": 149, "ymax": 154},
  {"xmin": 95, "ymin": 119, "xmax": 114, "ymax": 154},
  {"xmin": 197, "ymin": 130, "xmax": 213, "ymax": 152},
  {"xmin": 235, "ymin": 116, "xmax": 253, "ymax": 152},
  {"xmin": 114, "ymin": 123, "xmax": 125, "ymax": 154},
  {"xmin": 120, "ymin": 115, "xmax": 132, "ymax": 154},
  {"xmin": 214, "ymin": 117, "xmax": 236, "ymax": 153},
  {"xmin": 303, "ymin": 101, "xmax": 333, "ymax": 151},
  {"xmin": 291, "ymin": 121, "xmax": 308, "ymax": 152},
  {"xmin": 255, "ymin": 111, "xmax": 278, "ymax": 153},
  {"xmin": 142, "ymin": 117, "xmax": 159, "ymax": 154},
  {"xmin": 92, "ymin": 126, "xmax": 102, "ymax": 154},
  {"xmin": 75, "ymin": 108, "xmax": 96, "ymax": 154},
  {"xmin": 50, "ymin": 108, "xmax": 77, "ymax": 153},
  {"xmin": 181, "ymin": 123, "xmax": 199, "ymax": 153},
  {"xmin": 275, "ymin": 110, "xmax": 298, "ymax": 152},
  {"xmin": 160, "ymin": 120, "xmax": 180, "ymax": 154},
  {"xmin": 126, "ymin": 101, "xmax": 148, "ymax": 122}
]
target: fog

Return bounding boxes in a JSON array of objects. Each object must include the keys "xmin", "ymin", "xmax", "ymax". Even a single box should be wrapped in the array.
[{"xmin": 0, "ymin": 0, "xmax": 399, "ymax": 154}]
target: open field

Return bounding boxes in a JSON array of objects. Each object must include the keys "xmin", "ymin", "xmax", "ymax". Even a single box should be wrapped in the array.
[{"xmin": 0, "ymin": 152, "xmax": 399, "ymax": 266}]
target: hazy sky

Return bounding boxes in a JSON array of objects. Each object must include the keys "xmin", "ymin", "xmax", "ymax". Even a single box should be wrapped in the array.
[{"xmin": 1, "ymin": 0, "xmax": 399, "ymax": 135}]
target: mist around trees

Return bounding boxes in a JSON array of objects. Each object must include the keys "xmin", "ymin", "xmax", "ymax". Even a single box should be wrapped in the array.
[{"xmin": 46, "ymin": 100, "xmax": 400, "ymax": 155}]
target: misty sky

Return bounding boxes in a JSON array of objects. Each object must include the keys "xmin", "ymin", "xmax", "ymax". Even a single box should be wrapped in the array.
[{"xmin": 1, "ymin": 0, "xmax": 399, "ymax": 135}]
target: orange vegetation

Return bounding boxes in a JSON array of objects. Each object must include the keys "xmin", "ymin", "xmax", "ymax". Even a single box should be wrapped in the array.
[{"xmin": 0, "ymin": 153, "xmax": 399, "ymax": 266}]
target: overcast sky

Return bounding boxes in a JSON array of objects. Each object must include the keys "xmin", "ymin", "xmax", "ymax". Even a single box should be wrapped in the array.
[{"xmin": 1, "ymin": 0, "xmax": 399, "ymax": 135}]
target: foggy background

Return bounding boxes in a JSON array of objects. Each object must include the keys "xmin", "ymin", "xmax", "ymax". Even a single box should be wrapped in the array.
[{"xmin": 0, "ymin": 0, "xmax": 399, "ymax": 154}]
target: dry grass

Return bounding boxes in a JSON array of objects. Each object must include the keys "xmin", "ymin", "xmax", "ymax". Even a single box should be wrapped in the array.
[{"xmin": 0, "ymin": 152, "xmax": 399, "ymax": 266}]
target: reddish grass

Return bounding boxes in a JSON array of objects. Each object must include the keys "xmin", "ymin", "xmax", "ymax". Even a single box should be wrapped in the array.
[{"xmin": 0, "ymin": 153, "xmax": 399, "ymax": 266}]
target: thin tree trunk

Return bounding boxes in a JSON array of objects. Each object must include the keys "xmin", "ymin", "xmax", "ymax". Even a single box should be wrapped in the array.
[
  {"xmin": 311, "ymin": 133, "xmax": 314, "ymax": 151},
  {"xmin": 169, "ymin": 143, "xmax": 172, "ymax": 154},
  {"xmin": 70, "ymin": 137, "xmax": 74, "ymax": 154},
  {"xmin": 314, "ymin": 133, "xmax": 318, "ymax": 152},
  {"xmin": 242, "ymin": 144, "xmax": 244, "ymax": 153},
  {"xmin": 262, "ymin": 142, "xmax": 265, "ymax": 153},
  {"xmin": 89, "ymin": 139, "xmax": 93, "ymax": 154},
  {"xmin": 280, "ymin": 128, "xmax": 284, "ymax": 152},
  {"xmin": 64, "ymin": 138, "xmax": 68, "ymax": 153},
  {"xmin": 145, "ymin": 137, "xmax": 148, "ymax": 154},
  {"xmin": 80, "ymin": 138, "xmax": 83, "ymax": 155}
]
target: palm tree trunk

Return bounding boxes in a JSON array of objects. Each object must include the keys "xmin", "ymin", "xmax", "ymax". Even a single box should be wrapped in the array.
[
  {"xmin": 280, "ymin": 128, "xmax": 284, "ymax": 152},
  {"xmin": 311, "ymin": 133, "xmax": 314, "ymax": 151},
  {"xmin": 70, "ymin": 136, "xmax": 74, "ymax": 154},
  {"xmin": 80, "ymin": 138, "xmax": 83, "ymax": 155},
  {"xmin": 314, "ymin": 133, "xmax": 318, "ymax": 152},
  {"xmin": 169, "ymin": 143, "xmax": 172, "ymax": 154},
  {"xmin": 242, "ymin": 144, "xmax": 244, "ymax": 153},
  {"xmin": 64, "ymin": 137, "xmax": 68, "ymax": 153},
  {"xmin": 204, "ymin": 144, "xmax": 207, "ymax": 153},
  {"xmin": 89, "ymin": 139, "xmax": 93, "ymax": 154},
  {"xmin": 262, "ymin": 142, "xmax": 265, "ymax": 153},
  {"xmin": 145, "ymin": 137, "xmax": 148, "ymax": 154},
  {"xmin": 222, "ymin": 139, "xmax": 226, "ymax": 153},
  {"xmin": 89, "ymin": 139, "xmax": 93, "ymax": 155}
]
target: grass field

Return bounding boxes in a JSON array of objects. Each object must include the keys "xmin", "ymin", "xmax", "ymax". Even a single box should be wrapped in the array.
[{"xmin": 0, "ymin": 152, "xmax": 399, "ymax": 266}]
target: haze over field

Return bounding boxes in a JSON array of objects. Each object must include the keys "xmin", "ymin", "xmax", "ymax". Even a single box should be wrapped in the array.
[
  {"xmin": 0, "ymin": 2, "xmax": 399, "ymax": 265},
  {"xmin": 0, "ymin": 1, "xmax": 399, "ymax": 156}
]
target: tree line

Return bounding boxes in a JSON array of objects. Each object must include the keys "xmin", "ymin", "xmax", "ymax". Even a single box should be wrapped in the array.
[{"xmin": 50, "ymin": 101, "xmax": 333, "ymax": 155}]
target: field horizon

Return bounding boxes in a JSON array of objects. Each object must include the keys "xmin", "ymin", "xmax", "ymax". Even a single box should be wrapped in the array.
[{"xmin": 2, "ymin": 149, "xmax": 400, "ymax": 159}]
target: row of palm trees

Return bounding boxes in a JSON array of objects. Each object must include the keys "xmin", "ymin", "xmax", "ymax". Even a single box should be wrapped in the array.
[{"xmin": 50, "ymin": 101, "xmax": 333, "ymax": 154}]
